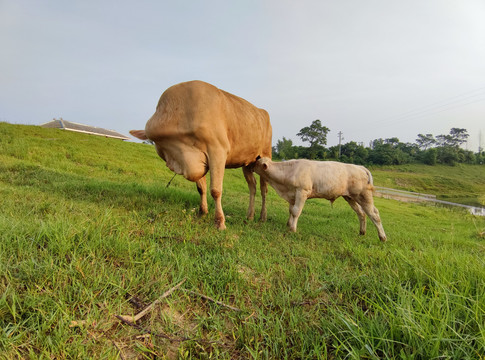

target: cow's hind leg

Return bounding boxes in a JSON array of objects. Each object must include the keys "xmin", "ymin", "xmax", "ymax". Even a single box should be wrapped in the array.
[
  {"xmin": 343, "ymin": 196, "xmax": 366, "ymax": 235},
  {"xmin": 196, "ymin": 176, "xmax": 208, "ymax": 216},
  {"xmin": 358, "ymin": 193, "xmax": 387, "ymax": 242},
  {"xmin": 243, "ymin": 166, "xmax": 257, "ymax": 221}
]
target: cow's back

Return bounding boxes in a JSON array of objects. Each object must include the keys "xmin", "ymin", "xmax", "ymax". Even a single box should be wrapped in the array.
[
  {"xmin": 220, "ymin": 89, "xmax": 272, "ymax": 166},
  {"xmin": 145, "ymin": 81, "xmax": 221, "ymax": 140},
  {"xmin": 145, "ymin": 80, "xmax": 272, "ymax": 168}
]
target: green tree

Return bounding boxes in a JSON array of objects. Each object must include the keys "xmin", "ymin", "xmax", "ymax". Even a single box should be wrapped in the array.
[
  {"xmin": 449, "ymin": 128, "xmax": 469, "ymax": 147},
  {"xmin": 339, "ymin": 141, "xmax": 368, "ymax": 164},
  {"xmin": 436, "ymin": 128, "xmax": 469, "ymax": 148},
  {"xmin": 416, "ymin": 134, "xmax": 436, "ymax": 150},
  {"xmin": 420, "ymin": 148, "xmax": 437, "ymax": 165},
  {"xmin": 369, "ymin": 138, "xmax": 410, "ymax": 165},
  {"xmin": 274, "ymin": 137, "xmax": 296, "ymax": 159},
  {"xmin": 297, "ymin": 120, "xmax": 330, "ymax": 148},
  {"xmin": 437, "ymin": 146, "xmax": 460, "ymax": 165},
  {"xmin": 436, "ymin": 134, "xmax": 453, "ymax": 147}
]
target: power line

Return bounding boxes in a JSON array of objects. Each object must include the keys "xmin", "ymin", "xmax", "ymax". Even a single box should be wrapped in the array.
[
  {"xmin": 385, "ymin": 86, "xmax": 485, "ymax": 121},
  {"xmin": 352, "ymin": 86, "xmax": 485, "ymax": 133},
  {"xmin": 378, "ymin": 96, "xmax": 485, "ymax": 130},
  {"xmin": 374, "ymin": 90, "xmax": 485, "ymax": 128}
]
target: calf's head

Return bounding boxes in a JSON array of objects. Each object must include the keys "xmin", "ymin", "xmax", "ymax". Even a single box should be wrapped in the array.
[{"xmin": 254, "ymin": 156, "xmax": 272, "ymax": 175}]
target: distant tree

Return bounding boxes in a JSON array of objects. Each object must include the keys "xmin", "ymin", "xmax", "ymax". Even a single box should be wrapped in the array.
[
  {"xmin": 339, "ymin": 141, "xmax": 368, "ymax": 164},
  {"xmin": 433, "ymin": 128, "xmax": 470, "ymax": 165},
  {"xmin": 437, "ymin": 146, "xmax": 460, "ymax": 165},
  {"xmin": 368, "ymin": 138, "xmax": 411, "ymax": 165},
  {"xmin": 420, "ymin": 148, "xmax": 437, "ymax": 165},
  {"xmin": 449, "ymin": 128, "xmax": 469, "ymax": 147},
  {"xmin": 436, "ymin": 128, "xmax": 469, "ymax": 148},
  {"xmin": 274, "ymin": 137, "xmax": 296, "ymax": 159},
  {"xmin": 436, "ymin": 134, "xmax": 453, "ymax": 147},
  {"xmin": 368, "ymin": 139, "xmax": 394, "ymax": 165},
  {"xmin": 384, "ymin": 137, "xmax": 400, "ymax": 146},
  {"xmin": 307, "ymin": 145, "xmax": 327, "ymax": 160},
  {"xmin": 462, "ymin": 150, "xmax": 476, "ymax": 164},
  {"xmin": 476, "ymin": 150, "xmax": 485, "ymax": 165},
  {"xmin": 416, "ymin": 134, "xmax": 436, "ymax": 150},
  {"xmin": 297, "ymin": 120, "xmax": 330, "ymax": 148}
]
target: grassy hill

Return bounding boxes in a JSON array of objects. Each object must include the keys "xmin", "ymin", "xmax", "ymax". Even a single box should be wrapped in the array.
[
  {"xmin": 1, "ymin": 122, "xmax": 484, "ymax": 359},
  {"xmin": 370, "ymin": 164, "xmax": 485, "ymax": 207}
]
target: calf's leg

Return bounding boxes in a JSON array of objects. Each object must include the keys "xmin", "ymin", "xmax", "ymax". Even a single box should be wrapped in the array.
[
  {"xmin": 259, "ymin": 176, "xmax": 268, "ymax": 222},
  {"xmin": 288, "ymin": 190, "xmax": 307, "ymax": 232},
  {"xmin": 358, "ymin": 194, "xmax": 387, "ymax": 242},
  {"xmin": 243, "ymin": 166, "xmax": 257, "ymax": 220},
  {"xmin": 343, "ymin": 196, "xmax": 366, "ymax": 235}
]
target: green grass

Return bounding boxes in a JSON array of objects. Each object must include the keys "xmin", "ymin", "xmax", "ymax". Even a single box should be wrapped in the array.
[
  {"xmin": 1, "ymin": 122, "xmax": 484, "ymax": 359},
  {"xmin": 370, "ymin": 164, "xmax": 485, "ymax": 207}
]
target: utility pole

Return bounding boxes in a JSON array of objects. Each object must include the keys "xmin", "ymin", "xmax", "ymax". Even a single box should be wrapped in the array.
[
  {"xmin": 479, "ymin": 130, "xmax": 483, "ymax": 154},
  {"xmin": 338, "ymin": 131, "xmax": 344, "ymax": 158}
]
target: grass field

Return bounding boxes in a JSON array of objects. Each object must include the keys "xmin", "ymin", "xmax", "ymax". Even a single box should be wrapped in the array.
[
  {"xmin": 369, "ymin": 163, "xmax": 485, "ymax": 207},
  {"xmin": 1, "ymin": 122, "xmax": 484, "ymax": 359}
]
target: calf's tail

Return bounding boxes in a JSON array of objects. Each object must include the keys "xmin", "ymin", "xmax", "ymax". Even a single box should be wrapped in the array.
[
  {"xmin": 365, "ymin": 168, "xmax": 376, "ymax": 193},
  {"xmin": 366, "ymin": 169, "xmax": 373, "ymax": 185}
]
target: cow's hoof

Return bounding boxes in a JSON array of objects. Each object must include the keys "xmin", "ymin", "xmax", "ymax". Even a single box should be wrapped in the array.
[
  {"xmin": 217, "ymin": 224, "xmax": 227, "ymax": 231},
  {"xmin": 215, "ymin": 219, "xmax": 226, "ymax": 230}
]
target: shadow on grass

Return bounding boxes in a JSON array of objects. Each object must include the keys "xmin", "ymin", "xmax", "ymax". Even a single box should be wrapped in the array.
[{"xmin": 1, "ymin": 163, "xmax": 202, "ymax": 212}]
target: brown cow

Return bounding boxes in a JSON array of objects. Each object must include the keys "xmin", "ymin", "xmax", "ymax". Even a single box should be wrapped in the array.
[
  {"xmin": 130, "ymin": 80, "xmax": 272, "ymax": 230},
  {"xmin": 254, "ymin": 157, "xmax": 387, "ymax": 241}
]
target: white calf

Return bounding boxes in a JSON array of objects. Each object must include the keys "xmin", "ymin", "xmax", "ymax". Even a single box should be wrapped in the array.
[{"xmin": 254, "ymin": 157, "xmax": 387, "ymax": 242}]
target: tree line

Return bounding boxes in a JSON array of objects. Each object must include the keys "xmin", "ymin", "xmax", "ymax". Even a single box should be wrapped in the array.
[{"xmin": 273, "ymin": 120, "xmax": 484, "ymax": 166}]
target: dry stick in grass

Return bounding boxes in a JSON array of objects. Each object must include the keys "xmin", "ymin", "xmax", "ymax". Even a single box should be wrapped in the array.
[
  {"xmin": 115, "ymin": 280, "xmax": 241, "ymax": 347},
  {"xmin": 183, "ymin": 289, "xmax": 242, "ymax": 312},
  {"xmin": 114, "ymin": 314, "xmax": 227, "ymax": 346},
  {"xmin": 116, "ymin": 278, "xmax": 187, "ymax": 323},
  {"xmin": 110, "ymin": 340, "xmax": 126, "ymax": 360},
  {"xmin": 114, "ymin": 314, "xmax": 192, "ymax": 342}
]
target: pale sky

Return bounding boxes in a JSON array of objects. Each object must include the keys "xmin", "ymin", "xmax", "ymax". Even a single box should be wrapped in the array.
[{"xmin": 1, "ymin": 0, "xmax": 484, "ymax": 151}]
